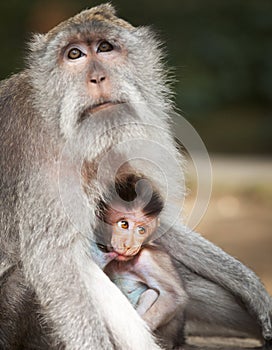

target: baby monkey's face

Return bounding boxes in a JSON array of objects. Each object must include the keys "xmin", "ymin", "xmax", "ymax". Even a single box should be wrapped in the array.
[{"xmin": 107, "ymin": 204, "xmax": 159, "ymax": 259}]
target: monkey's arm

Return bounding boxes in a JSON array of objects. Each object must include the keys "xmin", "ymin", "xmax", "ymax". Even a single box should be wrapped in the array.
[
  {"xmin": 17, "ymin": 169, "xmax": 162, "ymax": 350},
  {"xmin": 135, "ymin": 248, "xmax": 187, "ymax": 331},
  {"xmin": 158, "ymin": 223, "xmax": 272, "ymax": 342}
]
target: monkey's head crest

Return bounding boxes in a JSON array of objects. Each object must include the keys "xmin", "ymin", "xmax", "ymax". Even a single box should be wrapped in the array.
[
  {"xmin": 70, "ymin": 3, "xmax": 134, "ymax": 29},
  {"xmin": 29, "ymin": 3, "xmax": 134, "ymax": 52},
  {"xmin": 49, "ymin": 3, "xmax": 133, "ymax": 36}
]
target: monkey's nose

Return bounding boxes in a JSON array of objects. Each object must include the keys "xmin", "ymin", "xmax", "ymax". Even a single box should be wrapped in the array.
[{"xmin": 90, "ymin": 75, "xmax": 106, "ymax": 84}]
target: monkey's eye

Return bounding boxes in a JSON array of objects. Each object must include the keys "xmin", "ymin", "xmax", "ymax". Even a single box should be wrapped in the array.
[
  {"xmin": 67, "ymin": 48, "xmax": 84, "ymax": 60},
  {"xmin": 137, "ymin": 226, "xmax": 146, "ymax": 235},
  {"xmin": 97, "ymin": 41, "xmax": 113, "ymax": 53},
  {"xmin": 117, "ymin": 220, "xmax": 129, "ymax": 230}
]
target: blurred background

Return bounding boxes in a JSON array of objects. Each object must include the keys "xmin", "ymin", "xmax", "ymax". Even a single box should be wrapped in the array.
[{"xmin": 0, "ymin": 0, "xmax": 271, "ymax": 291}]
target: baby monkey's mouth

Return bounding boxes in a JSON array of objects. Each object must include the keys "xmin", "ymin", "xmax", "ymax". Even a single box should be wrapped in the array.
[
  {"xmin": 96, "ymin": 243, "xmax": 134, "ymax": 262},
  {"xmin": 115, "ymin": 254, "xmax": 133, "ymax": 262}
]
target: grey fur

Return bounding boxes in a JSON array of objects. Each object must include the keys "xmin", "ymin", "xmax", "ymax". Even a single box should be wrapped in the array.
[
  {"xmin": 158, "ymin": 224, "xmax": 272, "ymax": 343},
  {"xmin": 0, "ymin": 3, "xmax": 271, "ymax": 350}
]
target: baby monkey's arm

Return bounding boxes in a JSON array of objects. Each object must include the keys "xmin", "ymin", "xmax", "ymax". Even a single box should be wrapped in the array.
[{"xmin": 135, "ymin": 248, "xmax": 188, "ymax": 331}]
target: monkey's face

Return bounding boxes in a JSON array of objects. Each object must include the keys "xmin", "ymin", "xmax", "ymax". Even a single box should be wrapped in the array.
[
  {"xmin": 107, "ymin": 206, "xmax": 158, "ymax": 260},
  {"xmin": 59, "ymin": 33, "xmax": 129, "ymax": 123},
  {"xmin": 62, "ymin": 39, "xmax": 125, "ymax": 112},
  {"xmin": 29, "ymin": 7, "xmax": 170, "ymax": 144}
]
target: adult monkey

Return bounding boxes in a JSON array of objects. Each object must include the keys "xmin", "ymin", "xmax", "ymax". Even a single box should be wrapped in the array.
[{"xmin": 0, "ymin": 3, "xmax": 271, "ymax": 350}]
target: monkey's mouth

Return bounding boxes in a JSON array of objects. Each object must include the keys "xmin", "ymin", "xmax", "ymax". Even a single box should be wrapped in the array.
[
  {"xmin": 80, "ymin": 100, "xmax": 125, "ymax": 121},
  {"xmin": 115, "ymin": 254, "xmax": 134, "ymax": 262},
  {"xmin": 96, "ymin": 243, "xmax": 133, "ymax": 262},
  {"xmin": 91, "ymin": 101, "xmax": 121, "ymax": 113}
]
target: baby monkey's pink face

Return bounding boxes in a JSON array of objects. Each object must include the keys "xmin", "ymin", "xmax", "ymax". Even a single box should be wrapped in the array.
[{"xmin": 107, "ymin": 204, "xmax": 159, "ymax": 260}]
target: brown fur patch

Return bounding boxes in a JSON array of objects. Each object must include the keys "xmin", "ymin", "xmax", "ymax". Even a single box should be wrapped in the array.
[{"xmin": 46, "ymin": 3, "xmax": 134, "ymax": 40}]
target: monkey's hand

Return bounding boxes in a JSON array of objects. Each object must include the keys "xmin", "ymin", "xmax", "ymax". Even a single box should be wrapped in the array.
[{"xmin": 136, "ymin": 289, "xmax": 159, "ymax": 317}]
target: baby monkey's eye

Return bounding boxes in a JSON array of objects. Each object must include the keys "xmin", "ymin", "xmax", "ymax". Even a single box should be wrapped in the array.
[
  {"xmin": 97, "ymin": 41, "xmax": 113, "ymax": 53},
  {"xmin": 137, "ymin": 226, "xmax": 146, "ymax": 235},
  {"xmin": 67, "ymin": 48, "xmax": 84, "ymax": 60},
  {"xmin": 118, "ymin": 220, "xmax": 129, "ymax": 230}
]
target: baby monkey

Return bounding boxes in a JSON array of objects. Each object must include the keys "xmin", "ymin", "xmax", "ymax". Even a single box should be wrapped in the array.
[{"xmin": 95, "ymin": 176, "xmax": 188, "ymax": 349}]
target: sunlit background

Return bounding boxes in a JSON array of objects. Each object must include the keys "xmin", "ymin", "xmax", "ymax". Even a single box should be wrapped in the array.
[{"xmin": 1, "ymin": 0, "xmax": 271, "ymax": 292}]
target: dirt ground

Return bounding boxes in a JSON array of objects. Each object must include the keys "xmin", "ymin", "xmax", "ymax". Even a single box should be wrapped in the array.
[
  {"xmin": 181, "ymin": 155, "xmax": 272, "ymax": 349},
  {"xmin": 185, "ymin": 336, "xmax": 261, "ymax": 349}
]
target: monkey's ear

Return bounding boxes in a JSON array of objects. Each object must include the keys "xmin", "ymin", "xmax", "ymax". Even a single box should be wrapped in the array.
[{"xmin": 28, "ymin": 33, "xmax": 47, "ymax": 52}]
